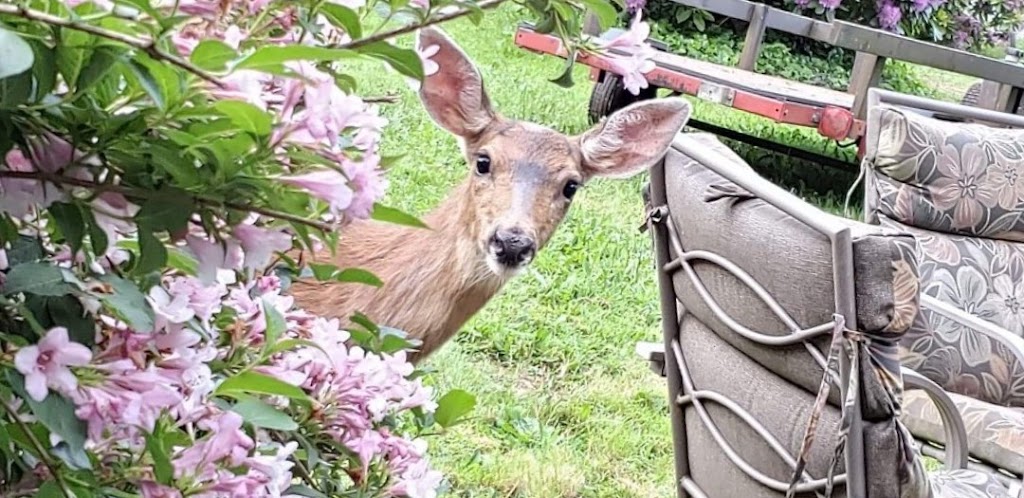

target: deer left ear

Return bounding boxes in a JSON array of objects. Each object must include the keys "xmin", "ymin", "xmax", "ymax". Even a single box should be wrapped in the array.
[{"xmin": 578, "ymin": 97, "xmax": 691, "ymax": 180}]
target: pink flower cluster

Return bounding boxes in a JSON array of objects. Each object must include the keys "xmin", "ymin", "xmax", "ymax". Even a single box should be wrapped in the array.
[
  {"xmin": 594, "ymin": 12, "xmax": 656, "ymax": 95},
  {"xmin": 158, "ymin": 0, "xmax": 391, "ymax": 223},
  {"xmin": 13, "ymin": 269, "xmax": 442, "ymax": 497}
]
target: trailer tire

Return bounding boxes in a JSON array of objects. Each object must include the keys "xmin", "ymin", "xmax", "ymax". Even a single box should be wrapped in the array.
[
  {"xmin": 588, "ymin": 72, "xmax": 657, "ymax": 124},
  {"xmin": 961, "ymin": 81, "xmax": 982, "ymax": 107}
]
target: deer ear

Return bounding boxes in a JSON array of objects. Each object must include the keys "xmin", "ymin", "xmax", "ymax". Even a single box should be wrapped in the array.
[
  {"xmin": 416, "ymin": 27, "xmax": 496, "ymax": 138},
  {"xmin": 578, "ymin": 98, "xmax": 691, "ymax": 179}
]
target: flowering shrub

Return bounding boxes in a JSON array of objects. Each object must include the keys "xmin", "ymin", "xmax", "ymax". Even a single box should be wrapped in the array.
[
  {"xmin": 777, "ymin": 0, "xmax": 1023, "ymax": 50},
  {"xmin": 0, "ymin": 0, "xmax": 642, "ymax": 496}
]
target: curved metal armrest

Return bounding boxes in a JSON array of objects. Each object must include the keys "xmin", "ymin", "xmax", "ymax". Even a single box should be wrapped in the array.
[{"xmin": 901, "ymin": 367, "xmax": 970, "ymax": 471}]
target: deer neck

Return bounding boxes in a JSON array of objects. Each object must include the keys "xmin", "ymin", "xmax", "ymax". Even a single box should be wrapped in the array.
[{"xmin": 293, "ymin": 179, "xmax": 506, "ymax": 361}]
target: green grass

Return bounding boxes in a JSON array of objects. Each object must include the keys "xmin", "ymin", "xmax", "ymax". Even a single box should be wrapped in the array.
[{"xmin": 347, "ymin": 6, "xmax": 933, "ymax": 495}]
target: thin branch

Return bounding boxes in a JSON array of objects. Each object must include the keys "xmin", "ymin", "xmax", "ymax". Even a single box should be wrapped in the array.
[
  {"xmin": 0, "ymin": 171, "xmax": 336, "ymax": 232},
  {"xmin": 334, "ymin": 0, "xmax": 509, "ymax": 51},
  {"xmin": 0, "ymin": 399, "xmax": 75, "ymax": 498},
  {"xmin": 0, "ymin": 4, "xmax": 226, "ymax": 88},
  {"xmin": 363, "ymin": 94, "xmax": 400, "ymax": 104}
]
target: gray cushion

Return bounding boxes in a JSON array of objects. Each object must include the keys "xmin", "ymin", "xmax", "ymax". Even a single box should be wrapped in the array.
[
  {"xmin": 662, "ymin": 141, "xmax": 920, "ymax": 401},
  {"xmin": 679, "ymin": 312, "xmax": 846, "ymax": 497}
]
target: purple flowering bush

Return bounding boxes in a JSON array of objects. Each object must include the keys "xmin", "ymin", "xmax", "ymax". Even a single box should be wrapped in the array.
[
  {"xmin": 779, "ymin": 0, "xmax": 1024, "ymax": 50},
  {"xmin": 0, "ymin": 0, "xmax": 628, "ymax": 496}
]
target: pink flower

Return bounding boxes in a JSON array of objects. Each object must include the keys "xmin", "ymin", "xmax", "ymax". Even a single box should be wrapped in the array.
[
  {"xmin": 173, "ymin": 411, "xmax": 254, "ymax": 478},
  {"xmin": 599, "ymin": 11, "xmax": 651, "ymax": 50},
  {"xmin": 186, "ymin": 235, "xmax": 244, "ymax": 285},
  {"xmin": 27, "ymin": 131, "xmax": 77, "ymax": 173},
  {"xmin": 148, "ymin": 285, "xmax": 196, "ymax": 331},
  {"xmin": 140, "ymin": 482, "xmax": 183, "ymax": 498},
  {"xmin": 166, "ymin": 276, "xmax": 225, "ymax": 323},
  {"xmin": 14, "ymin": 327, "xmax": 92, "ymax": 401},
  {"xmin": 390, "ymin": 459, "xmax": 443, "ymax": 498},
  {"xmin": 214, "ymin": 70, "xmax": 270, "ymax": 110},
  {"xmin": 0, "ymin": 249, "xmax": 7, "ymax": 271},
  {"xmin": 595, "ymin": 12, "xmax": 655, "ymax": 95},
  {"xmin": 90, "ymin": 192, "xmax": 139, "ymax": 249},
  {"xmin": 231, "ymin": 223, "xmax": 292, "ymax": 272},
  {"xmin": 1, "ymin": 148, "xmax": 65, "ymax": 218},
  {"xmin": 281, "ymin": 169, "xmax": 354, "ymax": 215}
]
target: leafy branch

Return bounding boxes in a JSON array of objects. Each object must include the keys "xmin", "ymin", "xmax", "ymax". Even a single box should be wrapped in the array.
[
  {"xmin": 334, "ymin": 0, "xmax": 510, "ymax": 50},
  {"xmin": 0, "ymin": 170, "xmax": 336, "ymax": 232},
  {"xmin": 0, "ymin": 3, "xmax": 226, "ymax": 88},
  {"xmin": 0, "ymin": 399, "xmax": 75, "ymax": 498}
]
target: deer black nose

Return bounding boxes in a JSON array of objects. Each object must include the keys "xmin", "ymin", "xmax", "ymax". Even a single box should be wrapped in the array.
[{"xmin": 490, "ymin": 228, "xmax": 536, "ymax": 267}]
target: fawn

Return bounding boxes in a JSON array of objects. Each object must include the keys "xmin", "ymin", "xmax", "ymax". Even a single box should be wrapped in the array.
[{"xmin": 289, "ymin": 26, "xmax": 691, "ymax": 362}]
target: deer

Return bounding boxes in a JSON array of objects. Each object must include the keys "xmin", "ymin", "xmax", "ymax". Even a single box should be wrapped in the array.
[{"xmin": 288, "ymin": 26, "xmax": 692, "ymax": 363}]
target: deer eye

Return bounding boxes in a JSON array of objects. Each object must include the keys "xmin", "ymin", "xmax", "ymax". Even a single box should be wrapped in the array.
[
  {"xmin": 475, "ymin": 153, "xmax": 491, "ymax": 175},
  {"xmin": 563, "ymin": 179, "xmax": 580, "ymax": 200}
]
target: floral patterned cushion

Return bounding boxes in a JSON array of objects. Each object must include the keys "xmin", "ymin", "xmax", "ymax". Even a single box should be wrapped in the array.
[
  {"xmin": 869, "ymin": 106, "xmax": 1024, "ymax": 242},
  {"xmin": 879, "ymin": 216, "xmax": 1024, "ymax": 339},
  {"xmin": 899, "ymin": 283, "xmax": 1024, "ymax": 408},
  {"xmin": 902, "ymin": 389, "xmax": 1024, "ymax": 475},
  {"xmin": 928, "ymin": 468, "xmax": 1015, "ymax": 498}
]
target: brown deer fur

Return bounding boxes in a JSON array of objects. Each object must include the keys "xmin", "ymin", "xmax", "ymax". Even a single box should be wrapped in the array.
[{"xmin": 289, "ymin": 27, "xmax": 691, "ymax": 363}]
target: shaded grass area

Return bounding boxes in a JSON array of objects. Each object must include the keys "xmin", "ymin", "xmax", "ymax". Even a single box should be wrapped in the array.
[{"xmin": 350, "ymin": 5, "xmax": 948, "ymax": 495}]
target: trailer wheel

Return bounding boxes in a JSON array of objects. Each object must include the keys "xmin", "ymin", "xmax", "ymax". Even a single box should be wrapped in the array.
[
  {"xmin": 588, "ymin": 72, "xmax": 658, "ymax": 124},
  {"xmin": 961, "ymin": 81, "xmax": 982, "ymax": 107}
]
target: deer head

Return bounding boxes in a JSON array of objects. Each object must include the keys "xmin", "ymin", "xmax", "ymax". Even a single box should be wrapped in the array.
[{"xmin": 416, "ymin": 27, "xmax": 691, "ymax": 279}]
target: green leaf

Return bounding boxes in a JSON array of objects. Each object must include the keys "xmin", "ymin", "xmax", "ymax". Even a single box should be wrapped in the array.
[
  {"xmin": 190, "ymin": 40, "xmax": 238, "ymax": 71},
  {"xmin": 0, "ymin": 28, "xmax": 34, "ymax": 79},
  {"xmin": 267, "ymin": 338, "xmax": 328, "ymax": 357},
  {"xmin": 284, "ymin": 484, "xmax": 330, "ymax": 498},
  {"xmin": 335, "ymin": 268, "xmax": 383, "ymax": 287},
  {"xmin": 75, "ymin": 46, "xmax": 121, "ymax": 92},
  {"xmin": 56, "ymin": 29, "xmax": 91, "ymax": 87},
  {"xmin": 28, "ymin": 40, "xmax": 57, "ymax": 101},
  {"xmin": 0, "ymin": 70, "xmax": 32, "ymax": 108},
  {"xmin": 236, "ymin": 45, "xmax": 357, "ymax": 71},
  {"xmin": 230, "ymin": 396, "xmax": 299, "ymax": 430},
  {"xmin": 262, "ymin": 298, "xmax": 287, "ymax": 347},
  {"xmin": 83, "ymin": 208, "xmax": 110, "ymax": 256},
  {"xmin": 135, "ymin": 195, "xmax": 193, "ymax": 234},
  {"xmin": 37, "ymin": 481, "xmax": 63, "ymax": 498},
  {"xmin": 135, "ymin": 229, "xmax": 168, "ymax": 276},
  {"xmin": 3, "ymin": 263, "xmax": 71, "ymax": 297},
  {"xmin": 549, "ymin": 50, "xmax": 576, "ymax": 88},
  {"xmin": 50, "ymin": 202, "xmax": 86, "ymax": 256},
  {"xmin": 356, "ymin": 42, "xmax": 424, "ymax": 81},
  {"xmin": 371, "ymin": 203, "xmax": 429, "ymax": 229},
  {"xmin": 97, "ymin": 274, "xmax": 155, "ymax": 333},
  {"xmin": 213, "ymin": 100, "xmax": 273, "ymax": 136},
  {"xmin": 320, "ymin": 3, "xmax": 363, "ymax": 39},
  {"xmin": 215, "ymin": 372, "xmax": 310, "ymax": 401},
  {"xmin": 578, "ymin": 0, "xmax": 618, "ymax": 30},
  {"xmin": 434, "ymin": 389, "xmax": 476, "ymax": 428},
  {"xmin": 5, "ymin": 236, "xmax": 43, "ymax": 266},
  {"xmin": 7, "ymin": 371, "xmax": 91, "ymax": 470},
  {"xmin": 124, "ymin": 59, "xmax": 166, "ymax": 109},
  {"xmin": 118, "ymin": 240, "xmax": 198, "ymax": 275},
  {"xmin": 144, "ymin": 426, "xmax": 173, "ymax": 485},
  {"xmin": 45, "ymin": 295, "xmax": 95, "ymax": 346}
]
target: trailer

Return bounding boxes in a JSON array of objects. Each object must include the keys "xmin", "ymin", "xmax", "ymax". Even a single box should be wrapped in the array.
[{"xmin": 513, "ymin": 0, "xmax": 1024, "ymax": 169}]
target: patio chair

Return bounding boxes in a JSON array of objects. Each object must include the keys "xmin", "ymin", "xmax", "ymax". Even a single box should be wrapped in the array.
[
  {"xmin": 638, "ymin": 131, "xmax": 1014, "ymax": 497},
  {"xmin": 861, "ymin": 88, "xmax": 1024, "ymax": 489}
]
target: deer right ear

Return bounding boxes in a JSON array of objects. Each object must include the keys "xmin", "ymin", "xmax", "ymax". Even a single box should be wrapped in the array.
[{"xmin": 416, "ymin": 27, "xmax": 496, "ymax": 138}]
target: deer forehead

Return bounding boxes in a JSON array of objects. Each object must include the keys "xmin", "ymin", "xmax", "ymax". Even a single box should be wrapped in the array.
[{"xmin": 481, "ymin": 121, "xmax": 581, "ymax": 172}]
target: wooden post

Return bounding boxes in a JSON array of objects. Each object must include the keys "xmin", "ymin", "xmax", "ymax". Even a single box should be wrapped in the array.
[
  {"xmin": 848, "ymin": 52, "xmax": 886, "ymax": 119},
  {"xmin": 738, "ymin": 4, "xmax": 768, "ymax": 71}
]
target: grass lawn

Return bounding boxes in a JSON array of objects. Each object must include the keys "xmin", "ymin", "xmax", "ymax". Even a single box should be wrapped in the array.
[{"xmin": 350, "ymin": 5, "xmax": 949, "ymax": 495}]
